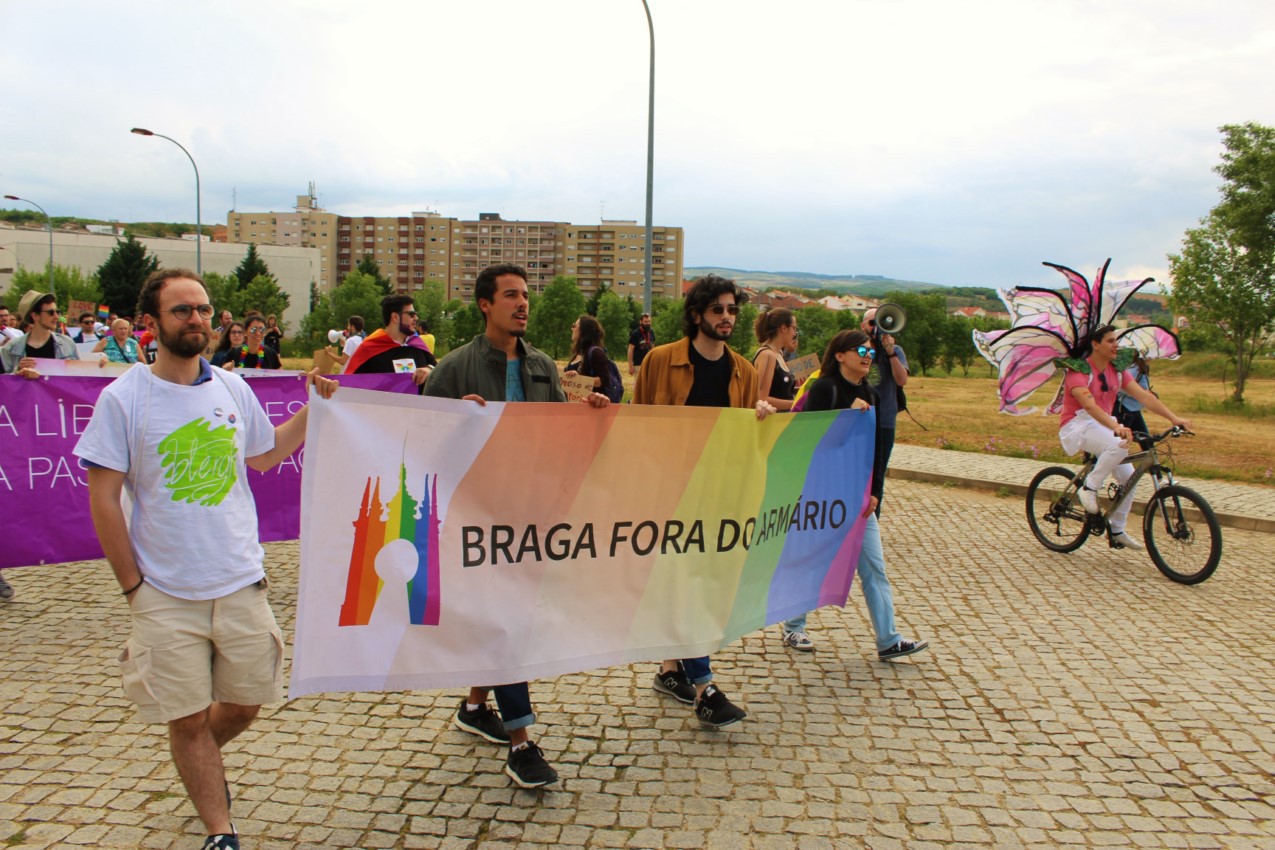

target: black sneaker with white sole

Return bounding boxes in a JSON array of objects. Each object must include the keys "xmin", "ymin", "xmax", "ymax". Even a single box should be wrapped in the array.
[
  {"xmin": 878, "ymin": 638, "xmax": 929, "ymax": 661},
  {"xmin": 693, "ymin": 684, "xmax": 746, "ymax": 729},
  {"xmin": 505, "ymin": 742, "xmax": 559, "ymax": 788},
  {"xmin": 653, "ymin": 665, "xmax": 696, "ymax": 704},
  {"xmin": 202, "ymin": 834, "xmax": 239, "ymax": 850},
  {"xmin": 454, "ymin": 699, "xmax": 512, "ymax": 744}
]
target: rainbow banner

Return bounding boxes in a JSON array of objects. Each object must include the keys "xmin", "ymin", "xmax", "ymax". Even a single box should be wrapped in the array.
[{"xmin": 291, "ymin": 389, "xmax": 876, "ymax": 697}]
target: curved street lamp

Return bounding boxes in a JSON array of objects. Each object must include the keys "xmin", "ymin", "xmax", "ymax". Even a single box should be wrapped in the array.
[
  {"xmin": 130, "ymin": 127, "xmax": 202, "ymax": 274},
  {"xmin": 3, "ymin": 194, "xmax": 55, "ymax": 300}
]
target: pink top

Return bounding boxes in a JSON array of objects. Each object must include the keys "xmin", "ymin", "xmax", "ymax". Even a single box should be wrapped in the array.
[{"xmin": 1060, "ymin": 359, "xmax": 1131, "ymax": 427}]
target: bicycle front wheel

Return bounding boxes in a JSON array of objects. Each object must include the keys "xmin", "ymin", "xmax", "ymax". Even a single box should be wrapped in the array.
[
  {"xmin": 1143, "ymin": 485, "xmax": 1222, "ymax": 584},
  {"xmin": 1026, "ymin": 466, "xmax": 1090, "ymax": 553}
]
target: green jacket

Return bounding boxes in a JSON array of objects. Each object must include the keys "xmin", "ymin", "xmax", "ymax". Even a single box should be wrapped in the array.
[{"xmin": 424, "ymin": 333, "xmax": 566, "ymax": 403}]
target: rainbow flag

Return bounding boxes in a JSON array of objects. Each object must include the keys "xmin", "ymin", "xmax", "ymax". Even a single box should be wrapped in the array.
[
  {"xmin": 97, "ymin": 305, "xmax": 110, "ymax": 321},
  {"xmin": 291, "ymin": 390, "xmax": 874, "ymax": 697}
]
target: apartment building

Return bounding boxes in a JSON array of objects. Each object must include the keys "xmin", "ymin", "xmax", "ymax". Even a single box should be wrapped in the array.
[{"xmin": 229, "ymin": 189, "xmax": 684, "ymax": 303}]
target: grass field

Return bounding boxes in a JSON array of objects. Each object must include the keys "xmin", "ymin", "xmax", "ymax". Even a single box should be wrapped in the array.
[{"xmin": 286, "ymin": 355, "xmax": 1274, "ymax": 486}]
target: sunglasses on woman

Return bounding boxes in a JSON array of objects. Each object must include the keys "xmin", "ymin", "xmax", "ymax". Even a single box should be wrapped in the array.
[{"xmin": 850, "ymin": 345, "xmax": 876, "ymax": 359}]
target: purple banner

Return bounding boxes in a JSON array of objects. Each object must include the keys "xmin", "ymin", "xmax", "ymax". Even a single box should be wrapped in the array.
[{"xmin": 0, "ymin": 371, "xmax": 417, "ymax": 570}]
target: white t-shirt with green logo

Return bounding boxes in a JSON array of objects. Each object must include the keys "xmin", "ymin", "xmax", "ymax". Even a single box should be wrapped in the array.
[{"xmin": 74, "ymin": 363, "xmax": 276, "ymax": 600}]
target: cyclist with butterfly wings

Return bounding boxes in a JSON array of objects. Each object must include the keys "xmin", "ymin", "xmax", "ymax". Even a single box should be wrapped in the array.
[{"xmin": 1058, "ymin": 325, "xmax": 1192, "ymax": 549}]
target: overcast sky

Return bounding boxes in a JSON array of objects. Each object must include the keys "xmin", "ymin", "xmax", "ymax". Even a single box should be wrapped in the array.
[{"xmin": 2, "ymin": 0, "xmax": 1272, "ymax": 289}]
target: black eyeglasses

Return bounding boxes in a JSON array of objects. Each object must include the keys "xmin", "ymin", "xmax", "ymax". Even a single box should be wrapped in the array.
[
  {"xmin": 167, "ymin": 304, "xmax": 215, "ymax": 320},
  {"xmin": 706, "ymin": 304, "xmax": 739, "ymax": 316},
  {"xmin": 39, "ymin": 308, "xmax": 60, "ymax": 316},
  {"xmin": 401, "ymin": 310, "xmax": 418, "ymax": 318}
]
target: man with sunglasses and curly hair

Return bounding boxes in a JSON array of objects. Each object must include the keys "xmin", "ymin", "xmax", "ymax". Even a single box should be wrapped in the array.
[{"xmin": 633, "ymin": 274, "xmax": 775, "ymax": 729}]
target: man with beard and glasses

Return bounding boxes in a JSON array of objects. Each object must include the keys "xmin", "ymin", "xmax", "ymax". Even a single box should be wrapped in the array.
[
  {"xmin": 74, "ymin": 268, "xmax": 338, "ymax": 850},
  {"xmin": 425, "ymin": 262, "xmax": 611, "ymax": 789},
  {"xmin": 342, "ymin": 295, "xmax": 436, "ymax": 389},
  {"xmin": 632, "ymin": 274, "xmax": 776, "ymax": 729}
]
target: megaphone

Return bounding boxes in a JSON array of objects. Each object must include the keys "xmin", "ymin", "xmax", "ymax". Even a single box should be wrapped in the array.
[
  {"xmin": 874, "ymin": 302, "xmax": 906, "ymax": 336},
  {"xmin": 327, "ymin": 329, "xmax": 344, "ymax": 345}
]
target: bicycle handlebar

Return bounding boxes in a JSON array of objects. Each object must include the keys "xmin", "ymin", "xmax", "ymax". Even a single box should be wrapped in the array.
[{"xmin": 1133, "ymin": 425, "xmax": 1194, "ymax": 444}]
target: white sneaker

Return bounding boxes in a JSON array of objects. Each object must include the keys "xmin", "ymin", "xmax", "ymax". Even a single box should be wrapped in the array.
[
  {"xmin": 1078, "ymin": 486, "xmax": 1099, "ymax": 514},
  {"xmin": 1111, "ymin": 530, "xmax": 1144, "ymax": 550},
  {"xmin": 782, "ymin": 630, "xmax": 815, "ymax": 652}
]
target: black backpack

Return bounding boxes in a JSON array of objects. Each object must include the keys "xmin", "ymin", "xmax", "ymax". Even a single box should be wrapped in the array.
[{"xmin": 589, "ymin": 346, "xmax": 625, "ymax": 403}]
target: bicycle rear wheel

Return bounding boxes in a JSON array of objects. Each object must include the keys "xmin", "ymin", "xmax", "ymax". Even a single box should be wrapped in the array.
[
  {"xmin": 1143, "ymin": 485, "xmax": 1222, "ymax": 584},
  {"xmin": 1026, "ymin": 466, "xmax": 1090, "ymax": 553}
]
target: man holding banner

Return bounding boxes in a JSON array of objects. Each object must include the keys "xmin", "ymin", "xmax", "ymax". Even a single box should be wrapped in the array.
[
  {"xmin": 633, "ymin": 274, "xmax": 775, "ymax": 729},
  {"xmin": 0, "ymin": 290, "xmax": 80, "ymax": 378},
  {"xmin": 74, "ymin": 268, "xmax": 337, "ymax": 850},
  {"xmin": 425, "ymin": 262, "xmax": 610, "ymax": 789}
]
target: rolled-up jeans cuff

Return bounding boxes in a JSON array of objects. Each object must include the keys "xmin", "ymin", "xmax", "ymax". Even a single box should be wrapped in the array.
[{"xmin": 503, "ymin": 712, "xmax": 535, "ymax": 732}]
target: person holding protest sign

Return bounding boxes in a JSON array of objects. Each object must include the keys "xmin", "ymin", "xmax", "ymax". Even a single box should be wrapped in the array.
[
  {"xmin": 74, "ymin": 268, "xmax": 338, "ymax": 850},
  {"xmin": 779, "ymin": 329, "xmax": 929, "ymax": 660},
  {"xmin": 633, "ymin": 274, "xmax": 776, "ymax": 729},
  {"xmin": 565, "ymin": 314, "xmax": 619, "ymax": 401},
  {"xmin": 426, "ymin": 262, "xmax": 610, "ymax": 789},
  {"xmin": 0, "ymin": 290, "xmax": 80, "ymax": 378}
]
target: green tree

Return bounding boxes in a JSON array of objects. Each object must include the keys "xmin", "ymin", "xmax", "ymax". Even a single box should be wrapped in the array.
[
  {"xmin": 596, "ymin": 291, "xmax": 632, "ymax": 360},
  {"xmin": 202, "ymin": 272, "xmax": 240, "ymax": 321},
  {"xmin": 795, "ymin": 304, "xmax": 841, "ymax": 358},
  {"xmin": 233, "ymin": 244, "xmax": 272, "ymax": 288},
  {"xmin": 357, "ymin": 254, "xmax": 393, "ymax": 296},
  {"xmin": 651, "ymin": 296, "xmax": 682, "ymax": 346},
  {"xmin": 1169, "ymin": 217, "xmax": 1274, "ymax": 402},
  {"xmin": 97, "ymin": 234, "xmax": 159, "ymax": 319},
  {"xmin": 1168, "ymin": 123, "xmax": 1275, "ymax": 403},
  {"xmin": 727, "ymin": 301, "xmax": 759, "ymax": 357},
  {"xmin": 238, "ymin": 274, "xmax": 291, "ymax": 329},
  {"xmin": 527, "ymin": 275, "xmax": 585, "ymax": 358},
  {"xmin": 5, "ymin": 265, "xmax": 102, "ymax": 314},
  {"xmin": 448, "ymin": 302, "xmax": 484, "ymax": 350},
  {"xmin": 585, "ymin": 281, "xmax": 611, "ymax": 317},
  {"xmin": 297, "ymin": 271, "xmax": 384, "ymax": 351},
  {"xmin": 879, "ymin": 290, "xmax": 946, "ymax": 375},
  {"xmin": 416, "ymin": 280, "xmax": 447, "ymax": 338}
]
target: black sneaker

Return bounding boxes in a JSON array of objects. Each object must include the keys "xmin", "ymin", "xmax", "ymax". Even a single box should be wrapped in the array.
[
  {"xmin": 878, "ymin": 639, "xmax": 929, "ymax": 661},
  {"xmin": 693, "ymin": 684, "xmax": 746, "ymax": 729},
  {"xmin": 453, "ymin": 699, "xmax": 511, "ymax": 744},
  {"xmin": 653, "ymin": 665, "xmax": 696, "ymax": 704},
  {"xmin": 0, "ymin": 576, "xmax": 13, "ymax": 600},
  {"xmin": 202, "ymin": 835, "xmax": 239, "ymax": 850},
  {"xmin": 505, "ymin": 741, "xmax": 559, "ymax": 789}
]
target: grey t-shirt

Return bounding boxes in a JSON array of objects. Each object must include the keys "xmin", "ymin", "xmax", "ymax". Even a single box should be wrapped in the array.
[{"xmin": 871, "ymin": 343, "xmax": 908, "ymax": 429}]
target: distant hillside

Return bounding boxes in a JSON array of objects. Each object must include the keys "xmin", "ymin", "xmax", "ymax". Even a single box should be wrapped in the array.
[{"xmin": 684, "ymin": 266, "xmax": 945, "ymax": 298}]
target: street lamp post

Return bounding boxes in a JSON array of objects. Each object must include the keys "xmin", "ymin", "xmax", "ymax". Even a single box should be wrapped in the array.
[
  {"xmin": 3, "ymin": 194, "xmax": 55, "ymax": 300},
  {"xmin": 640, "ymin": 0, "xmax": 656, "ymax": 314},
  {"xmin": 130, "ymin": 127, "xmax": 202, "ymax": 274}
]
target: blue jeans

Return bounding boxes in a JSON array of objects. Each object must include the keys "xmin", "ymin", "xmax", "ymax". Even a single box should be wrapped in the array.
[
  {"xmin": 782, "ymin": 513, "xmax": 902, "ymax": 652},
  {"xmin": 680, "ymin": 656, "xmax": 713, "ymax": 686},
  {"xmin": 489, "ymin": 683, "xmax": 534, "ymax": 731}
]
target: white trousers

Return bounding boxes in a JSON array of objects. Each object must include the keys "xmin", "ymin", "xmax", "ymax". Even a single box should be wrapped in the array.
[{"xmin": 1059, "ymin": 411, "xmax": 1137, "ymax": 532}]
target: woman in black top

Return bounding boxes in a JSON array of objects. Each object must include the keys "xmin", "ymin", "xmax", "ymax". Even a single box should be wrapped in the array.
[
  {"xmin": 779, "ymin": 329, "xmax": 928, "ymax": 662},
  {"xmin": 565, "ymin": 315, "xmax": 616, "ymax": 399},
  {"xmin": 752, "ymin": 308, "xmax": 798, "ymax": 411},
  {"xmin": 263, "ymin": 314, "xmax": 284, "ymax": 353}
]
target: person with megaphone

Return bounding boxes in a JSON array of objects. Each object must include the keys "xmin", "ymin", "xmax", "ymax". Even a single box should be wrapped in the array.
[
  {"xmin": 324, "ymin": 315, "xmax": 366, "ymax": 369},
  {"xmin": 861, "ymin": 304, "xmax": 909, "ymax": 514}
]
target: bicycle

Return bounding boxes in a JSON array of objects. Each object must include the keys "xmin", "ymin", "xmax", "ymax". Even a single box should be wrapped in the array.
[{"xmin": 1025, "ymin": 426, "xmax": 1222, "ymax": 584}]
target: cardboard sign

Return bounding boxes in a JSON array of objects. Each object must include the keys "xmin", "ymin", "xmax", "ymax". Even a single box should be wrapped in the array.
[
  {"xmin": 560, "ymin": 373, "xmax": 596, "ymax": 403},
  {"xmin": 787, "ymin": 353, "xmax": 821, "ymax": 387},
  {"xmin": 68, "ymin": 300, "xmax": 98, "ymax": 322},
  {"xmin": 313, "ymin": 348, "xmax": 342, "ymax": 375}
]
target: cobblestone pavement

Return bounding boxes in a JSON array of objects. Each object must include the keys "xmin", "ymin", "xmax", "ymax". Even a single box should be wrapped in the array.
[
  {"xmin": 2, "ymin": 479, "xmax": 1273, "ymax": 849},
  {"xmin": 890, "ymin": 444, "xmax": 1275, "ymax": 533}
]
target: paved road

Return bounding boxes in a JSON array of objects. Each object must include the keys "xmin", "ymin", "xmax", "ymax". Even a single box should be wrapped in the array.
[{"xmin": 2, "ymin": 479, "xmax": 1273, "ymax": 849}]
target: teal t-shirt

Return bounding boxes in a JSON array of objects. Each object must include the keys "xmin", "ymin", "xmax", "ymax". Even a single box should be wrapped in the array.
[{"xmin": 505, "ymin": 358, "xmax": 525, "ymax": 402}]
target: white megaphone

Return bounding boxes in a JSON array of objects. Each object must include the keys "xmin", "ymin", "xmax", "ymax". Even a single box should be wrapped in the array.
[
  {"xmin": 874, "ymin": 302, "xmax": 906, "ymax": 336},
  {"xmin": 327, "ymin": 329, "xmax": 344, "ymax": 345}
]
